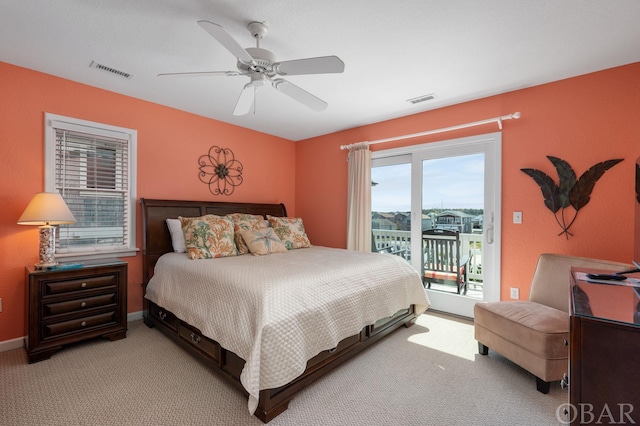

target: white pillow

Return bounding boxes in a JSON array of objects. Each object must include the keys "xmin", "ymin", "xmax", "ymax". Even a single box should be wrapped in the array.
[{"xmin": 166, "ymin": 218, "xmax": 186, "ymax": 253}]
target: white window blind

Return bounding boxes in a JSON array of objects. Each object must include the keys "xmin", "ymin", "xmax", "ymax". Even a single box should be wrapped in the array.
[{"xmin": 45, "ymin": 113, "xmax": 137, "ymax": 259}]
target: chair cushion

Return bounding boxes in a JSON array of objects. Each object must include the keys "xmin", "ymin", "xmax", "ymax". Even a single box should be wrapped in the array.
[
  {"xmin": 424, "ymin": 265, "xmax": 465, "ymax": 283},
  {"xmin": 474, "ymin": 301, "xmax": 569, "ymax": 359},
  {"xmin": 424, "ymin": 271, "xmax": 458, "ymax": 282}
]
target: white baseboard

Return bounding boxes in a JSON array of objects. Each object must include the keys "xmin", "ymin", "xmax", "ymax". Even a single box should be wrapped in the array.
[
  {"xmin": 0, "ymin": 337, "xmax": 24, "ymax": 353},
  {"xmin": 127, "ymin": 310, "xmax": 143, "ymax": 322},
  {"xmin": 0, "ymin": 310, "xmax": 145, "ymax": 353}
]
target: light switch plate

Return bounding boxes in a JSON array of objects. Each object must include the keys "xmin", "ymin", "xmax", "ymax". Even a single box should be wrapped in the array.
[
  {"xmin": 510, "ymin": 288, "xmax": 519, "ymax": 299},
  {"xmin": 513, "ymin": 211, "xmax": 522, "ymax": 224}
]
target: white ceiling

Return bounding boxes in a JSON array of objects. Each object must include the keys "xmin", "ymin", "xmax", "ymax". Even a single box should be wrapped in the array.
[{"xmin": 2, "ymin": 1, "xmax": 640, "ymax": 141}]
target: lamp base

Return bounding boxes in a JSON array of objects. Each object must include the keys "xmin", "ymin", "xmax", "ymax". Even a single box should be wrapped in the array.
[{"xmin": 38, "ymin": 225, "xmax": 57, "ymax": 269}]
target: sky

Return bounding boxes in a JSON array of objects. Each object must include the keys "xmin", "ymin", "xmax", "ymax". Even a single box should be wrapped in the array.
[{"xmin": 371, "ymin": 153, "xmax": 484, "ymax": 212}]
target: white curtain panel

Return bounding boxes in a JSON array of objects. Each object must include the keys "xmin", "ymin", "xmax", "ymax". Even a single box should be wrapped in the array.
[{"xmin": 346, "ymin": 142, "xmax": 372, "ymax": 252}]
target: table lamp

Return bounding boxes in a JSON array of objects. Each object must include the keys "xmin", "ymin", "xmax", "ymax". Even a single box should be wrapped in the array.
[{"xmin": 18, "ymin": 192, "xmax": 77, "ymax": 269}]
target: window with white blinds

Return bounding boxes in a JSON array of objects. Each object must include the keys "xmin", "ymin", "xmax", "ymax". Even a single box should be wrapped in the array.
[{"xmin": 44, "ymin": 113, "xmax": 137, "ymax": 259}]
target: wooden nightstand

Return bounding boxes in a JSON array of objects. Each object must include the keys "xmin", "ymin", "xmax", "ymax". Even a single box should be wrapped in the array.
[{"xmin": 25, "ymin": 259, "xmax": 128, "ymax": 363}]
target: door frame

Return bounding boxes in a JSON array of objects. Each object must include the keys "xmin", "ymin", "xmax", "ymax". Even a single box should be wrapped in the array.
[{"xmin": 372, "ymin": 132, "xmax": 501, "ymax": 317}]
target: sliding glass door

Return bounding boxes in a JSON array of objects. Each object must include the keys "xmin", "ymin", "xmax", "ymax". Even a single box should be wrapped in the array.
[
  {"xmin": 371, "ymin": 133, "xmax": 501, "ymax": 318},
  {"xmin": 421, "ymin": 153, "xmax": 484, "ymax": 298}
]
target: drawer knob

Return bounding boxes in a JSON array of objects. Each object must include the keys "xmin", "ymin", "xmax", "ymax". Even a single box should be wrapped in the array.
[
  {"xmin": 190, "ymin": 332, "xmax": 201, "ymax": 345},
  {"xmin": 328, "ymin": 347, "xmax": 338, "ymax": 354},
  {"xmin": 80, "ymin": 302, "xmax": 87, "ymax": 308},
  {"xmin": 80, "ymin": 321, "xmax": 87, "ymax": 327},
  {"xmin": 158, "ymin": 311, "xmax": 167, "ymax": 320},
  {"xmin": 563, "ymin": 339, "xmax": 568, "ymax": 346},
  {"xmin": 81, "ymin": 282, "xmax": 87, "ymax": 288}
]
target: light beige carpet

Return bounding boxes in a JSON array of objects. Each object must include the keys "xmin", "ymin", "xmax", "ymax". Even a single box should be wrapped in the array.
[{"xmin": 0, "ymin": 311, "xmax": 567, "ymax": 425}]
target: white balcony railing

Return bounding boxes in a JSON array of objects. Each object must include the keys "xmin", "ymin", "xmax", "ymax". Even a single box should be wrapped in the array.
[{"xmin": 372, "ymin": 229, "xmax": 484, "ymax": 288}]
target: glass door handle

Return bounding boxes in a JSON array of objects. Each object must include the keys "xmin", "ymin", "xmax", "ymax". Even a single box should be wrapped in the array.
[{"xmin": 486, "ymin": 213, "xmax": 494, "ymax": 244}]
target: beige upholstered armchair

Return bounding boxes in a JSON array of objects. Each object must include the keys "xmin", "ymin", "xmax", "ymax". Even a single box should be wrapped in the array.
[{"xmin": 474, "ymin": 253, "xmax": 631, "ymax": 393}]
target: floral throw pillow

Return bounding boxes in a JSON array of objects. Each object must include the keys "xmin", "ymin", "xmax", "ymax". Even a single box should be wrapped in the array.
[
  {"xmin": 266, "ymin": 216, "xmax": 311, "ymax": 250},
  {"xmin": 240, "ymin": 228, "xmax": 288, "ymax": 256},
  {"xmin": 228, "ymin": 213, "xmax": 268, "ymax": 255},
  {"xmin": 179, "ymin": 214, "xmax": 237, "ymax": 259}
]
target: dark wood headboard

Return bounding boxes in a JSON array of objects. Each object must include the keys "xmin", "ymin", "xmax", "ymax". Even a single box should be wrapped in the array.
[{"xmin": 140, "ymin": 198, "xmax": 287, "ymax": 286}]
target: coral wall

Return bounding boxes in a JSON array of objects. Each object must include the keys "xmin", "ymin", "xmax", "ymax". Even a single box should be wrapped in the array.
[
  {"xmin": 0, "ymin": 62, "xmax": 295, "ymax": 343},
  {"xmin": 296, "ymin": 63, "xmax": 640, "ymax": 301},
  {"xmin": 2, "ymin": 59, "xmax": 639, "ymax": 346}
]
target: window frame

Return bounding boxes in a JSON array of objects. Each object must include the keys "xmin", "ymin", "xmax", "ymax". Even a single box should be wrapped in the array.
[{"xmin": 44, "ymin": 112, "xmax": 138, "ymax": 261}]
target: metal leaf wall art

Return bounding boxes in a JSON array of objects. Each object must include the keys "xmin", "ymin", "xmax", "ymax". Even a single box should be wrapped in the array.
[
  {"xmin": 521, "ymin": 156, "xmax": 622, "ymax": 239},
  {"xmin": 198, "ymin": 146, "xmax": 243, "ymax": 196}
]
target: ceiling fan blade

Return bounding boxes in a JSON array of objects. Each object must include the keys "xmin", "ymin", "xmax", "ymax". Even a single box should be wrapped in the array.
[
  {"xmin": 233, "ymin": 84, "xmax": 256, "ymax": 116},
  {"xmin": 273, "ymin": 56, "xmax": 345, "ymax": 76},
  {"xmin": 197, "ymin": 20, "xmax": 254, "ymax": 64},
  {"xmin": 272, "ymin": 78, "xmax": 327, "ymax": 112},
  {"xmin": 157, "ymin": 71, "xmax": 241, "ymax": 77}
]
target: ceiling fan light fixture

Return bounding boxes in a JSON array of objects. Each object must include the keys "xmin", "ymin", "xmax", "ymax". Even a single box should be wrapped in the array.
[{"xmin": 249, "ymin": 72, "xmax": 266, "ymax": 86}]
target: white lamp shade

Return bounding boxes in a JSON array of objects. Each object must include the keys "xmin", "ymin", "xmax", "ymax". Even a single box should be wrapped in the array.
[{"xmin": 18, "ymin": 192, "xmax": 77, "ymax": 225}]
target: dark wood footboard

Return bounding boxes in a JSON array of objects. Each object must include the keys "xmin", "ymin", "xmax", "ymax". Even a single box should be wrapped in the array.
[{"xmin": 144, "ymin": 301, "xmax": 417, "ymax": 423}]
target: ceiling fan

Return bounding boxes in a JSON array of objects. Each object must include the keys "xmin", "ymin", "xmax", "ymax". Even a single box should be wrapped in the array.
[{"xmin": 158, "ymin": 20, "xmax": 345, "ymax": 116}]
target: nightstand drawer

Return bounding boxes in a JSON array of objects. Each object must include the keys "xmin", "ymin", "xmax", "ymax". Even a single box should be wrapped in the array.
[
  {"xmin": 43, "ymin": 311, "xmax": 117, "ymax": 339},
  {"xmin": 43, "ymin": 275, "xmax": 117, "ymax": 296},
  {"xmin": 44, "ymin": 293, "xmax": 116, "ymax": 317}
]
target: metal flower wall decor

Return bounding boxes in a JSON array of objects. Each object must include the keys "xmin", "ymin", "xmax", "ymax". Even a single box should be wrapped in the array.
[
  {"xmin": 521, "ymin": 156, "xmax": 622, "ymax": 239},
  {"xmin": 198, "ymin": 146, "xmax": 243, "ymax": 196}
]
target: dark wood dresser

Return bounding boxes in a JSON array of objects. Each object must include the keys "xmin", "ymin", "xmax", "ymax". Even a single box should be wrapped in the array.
[
  {"xmin": 25, "ymin": 259, "xmax": 128, "ymax": 363},
  {"xmin": 568, "ymin": 269, "xmax": 640, "ymax": 425}
]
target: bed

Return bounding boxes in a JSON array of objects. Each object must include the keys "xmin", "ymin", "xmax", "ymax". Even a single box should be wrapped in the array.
[{"xmin": 140, "ymin": 198, "xmax": 430, "ymax": 422}]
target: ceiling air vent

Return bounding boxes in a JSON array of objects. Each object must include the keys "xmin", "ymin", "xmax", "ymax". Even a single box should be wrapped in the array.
[
  {"xmin": 89, "ymin": 61, "xmax": 133, "ymax": 79},
  {"xmin": 407, "ymin": 93, "xmax": 437, "ymax": 104}
]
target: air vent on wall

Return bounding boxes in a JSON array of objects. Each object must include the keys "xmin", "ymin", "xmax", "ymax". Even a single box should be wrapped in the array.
[
  {"xmin": 89, "ymin": 61, "xmax": 133, "ymax": 79},
  {"xmin": 407, "ymin": 93, "xmax": 437, "ymax": 104}
]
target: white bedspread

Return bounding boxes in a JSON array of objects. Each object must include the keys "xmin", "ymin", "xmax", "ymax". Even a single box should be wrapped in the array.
[{"xmin": 145, "ymin": 246, "xmax": 430, "ymax": 414}]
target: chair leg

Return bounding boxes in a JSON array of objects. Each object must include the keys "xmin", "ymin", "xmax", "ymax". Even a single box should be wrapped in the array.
[
  {"xmin": 536, "ymin": 377, "xmax": 550, "ymax": 394},
  {"xmin": 478, "ymin": 342, "xmax": 489, "ymax": 355}
]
